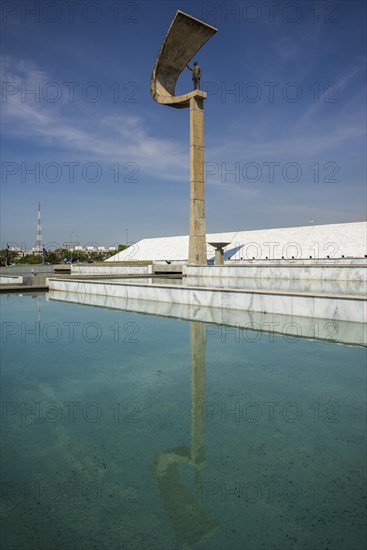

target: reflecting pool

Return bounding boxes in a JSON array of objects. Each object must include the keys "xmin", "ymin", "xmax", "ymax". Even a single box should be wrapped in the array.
[{"xmin": 1, "ymin": 294, "xmax": 366, "ymax": 550}]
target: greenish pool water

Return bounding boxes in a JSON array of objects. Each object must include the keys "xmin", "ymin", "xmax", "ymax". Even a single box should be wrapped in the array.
[{"xmin": 1, "ymin": 294, "xmax": 366, "ymax": 550}]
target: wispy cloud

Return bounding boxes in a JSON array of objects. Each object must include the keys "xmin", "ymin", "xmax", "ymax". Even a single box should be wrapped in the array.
[
  {"xmin": 297, "ymin": 67, "xmax": 363, "ymax": 126},
  {"xmin": 2, "ymin": 55, "xmax": 365, "ymax": 189},
  {"xmin": 206, "ymin": 70, "xmax": 365, "ymax": 166},
  {"xmin": 1, "ymin": 56, "xmax": 189, "ymax": 181}
]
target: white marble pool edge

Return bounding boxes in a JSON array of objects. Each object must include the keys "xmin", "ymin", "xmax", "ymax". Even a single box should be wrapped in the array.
[{"xmin": 47, "ymin": 277, "xmax": 367, "ymax": 325}]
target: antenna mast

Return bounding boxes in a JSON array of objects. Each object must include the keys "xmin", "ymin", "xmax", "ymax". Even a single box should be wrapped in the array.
[{"xmin": 35, "ymin": 202, "xmax": 43, "ymax": 254}]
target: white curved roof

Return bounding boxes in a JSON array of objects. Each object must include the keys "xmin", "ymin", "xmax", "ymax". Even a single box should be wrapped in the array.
[{"xmin": 106, "ymin": 221, "xmax": 367, "ymax": 262}]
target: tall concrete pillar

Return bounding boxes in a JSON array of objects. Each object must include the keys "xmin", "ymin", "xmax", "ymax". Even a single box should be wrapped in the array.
[{"xmin": 189, "ymin": 95, "xmax": 207, "ymax": 265}]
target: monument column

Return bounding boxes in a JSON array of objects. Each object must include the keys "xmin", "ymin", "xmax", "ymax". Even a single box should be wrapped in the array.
[
  {"xmin": 189, "ymin": 94, "xmax": 207, "ymax": 265},
  {"xmin": 150, "ymin": 10, "xmax": 217, "ymax": 265}
]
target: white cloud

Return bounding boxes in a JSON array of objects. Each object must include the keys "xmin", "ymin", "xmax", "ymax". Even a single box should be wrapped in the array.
[
  {"xmin": 1, "ymin": 56, "xmax": 189, "ymax": 181},
  {"xmin": 2, "ymin": 56, "xmax": 365, "ymax": 188}
]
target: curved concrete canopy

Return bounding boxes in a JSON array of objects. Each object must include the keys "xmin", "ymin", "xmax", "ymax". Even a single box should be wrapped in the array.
[{"xmin": 150, "ymin": 10, "xmax": 217, "ymax": 109}]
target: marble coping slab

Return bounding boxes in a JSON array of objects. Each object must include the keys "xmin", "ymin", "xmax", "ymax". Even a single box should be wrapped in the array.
[
  {"xmin": 47, "ymin": 278, "xmax": 367, "ymax": 325},
  {"xmin": 0, "ymin": 276, "xmax": 23, "ymax": 284},
  {"xmin": 184, "ymin": 264, "xmax": 367, "ymax": 282}
]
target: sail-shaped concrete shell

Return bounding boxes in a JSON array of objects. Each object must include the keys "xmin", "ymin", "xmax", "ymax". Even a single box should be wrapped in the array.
[{"xmin": 150, "ymin": 10, "xmax": 217, "ymax": 108}]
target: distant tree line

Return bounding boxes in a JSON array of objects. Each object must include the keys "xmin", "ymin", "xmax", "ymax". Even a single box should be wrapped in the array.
[{"xmin": 0, "ymin": 245, "xmax": 127, "ymax": 267}]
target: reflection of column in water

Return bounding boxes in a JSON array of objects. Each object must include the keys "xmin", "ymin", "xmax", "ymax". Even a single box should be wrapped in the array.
[
  {"xmin": 190, "ymin": 321, "xmax": 206, "ymax": 494},
  {"xmin": 152, "ymin": 321, "xmax": 218, "ymax": 546},
  {"xmin": 32, "ymin": 294, "xmax": 42, "ymax": 323},
  {"xmin": 37, "ymin": 294, "xmax": 42, "ymax": 323}
]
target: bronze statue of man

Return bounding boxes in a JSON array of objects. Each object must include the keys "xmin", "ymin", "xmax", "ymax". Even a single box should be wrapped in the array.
[{"xmin": 186, "ymin": 61, "xmax": 202, "ymax": 90}]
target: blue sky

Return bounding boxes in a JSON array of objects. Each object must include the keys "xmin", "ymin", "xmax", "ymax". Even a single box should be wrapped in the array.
[{"xmin": 1, "ymin": 0, "xmax": 366, "ymax": 249}]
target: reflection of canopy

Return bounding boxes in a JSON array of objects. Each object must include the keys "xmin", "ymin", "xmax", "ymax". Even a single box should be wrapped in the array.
[
  {"xmin": 150, "ymin": 10, "xmax": 217, "ymax": 108},
  {"xmin": 153, "ymin": 448, "xmax": 218, "ymax": 546}
]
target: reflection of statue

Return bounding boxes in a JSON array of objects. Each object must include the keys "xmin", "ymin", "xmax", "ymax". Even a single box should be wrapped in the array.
[
  {"xmin": 186, "ymin": 61, "xmax": 202, "ymax": 90},
  {"xmin": 153, "ymin": 322, "xmax": 218, "ymax": 546}
]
